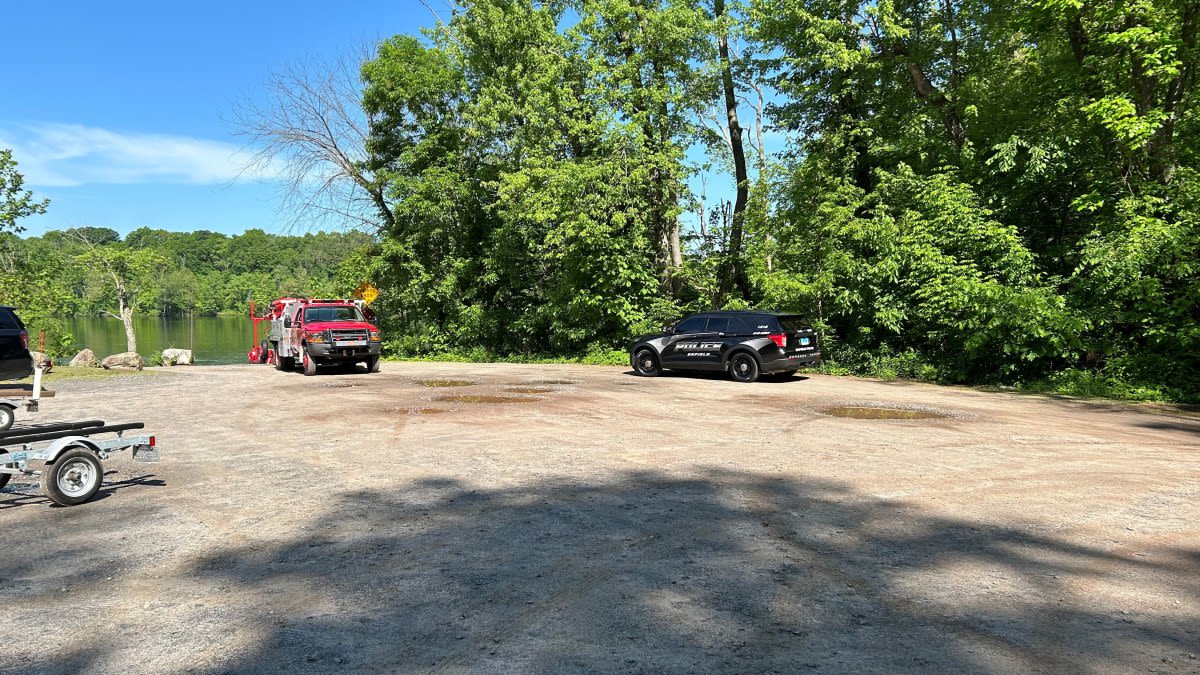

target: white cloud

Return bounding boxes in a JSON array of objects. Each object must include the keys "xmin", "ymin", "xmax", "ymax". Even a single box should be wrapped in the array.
[{"xmin": 0, "ymin": 123, "xmax": 280, "ymax": 187}]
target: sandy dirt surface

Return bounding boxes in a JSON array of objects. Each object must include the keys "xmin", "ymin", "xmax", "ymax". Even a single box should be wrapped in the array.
[{"xmin": 2, "ymin": 362, "xmax": 1198, "ymax": 674}]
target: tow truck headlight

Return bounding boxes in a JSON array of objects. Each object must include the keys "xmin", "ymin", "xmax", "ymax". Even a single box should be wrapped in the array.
[
  {"xmin": 305, "ymin": 330, "xmax": 327, "ymax": 343},
  {"xmin": 369, "ymin": 330, "xmax": 382, "ymax": 341}
]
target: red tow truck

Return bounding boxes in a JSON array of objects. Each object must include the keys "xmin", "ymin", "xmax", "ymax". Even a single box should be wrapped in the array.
[{"xmin": 249, "ymin": 298, "xmax": 382, "ymax": 376}]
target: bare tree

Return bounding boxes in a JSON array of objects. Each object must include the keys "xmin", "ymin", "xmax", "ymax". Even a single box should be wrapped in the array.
[{"xmin": 231, "ymin": 46, "xmax": 394, "ymax": 232}]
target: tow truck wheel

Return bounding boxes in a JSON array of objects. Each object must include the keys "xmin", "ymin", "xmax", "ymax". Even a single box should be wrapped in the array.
[
  {"xmin": 41, "ymin": 447, "xmax": 103, "ymax": 506},
  {"xmin": 303, "ymin": 352, "xmax": 317, "ymax": 376},
  {"xmin": 0, "ymin": 405, "xmax": 14, "ymax": 431},
  {"xmin": 368, "ymin": 355, "xmax": 381, "ymax": 373},
  {"xmin": 258, "ymin": 341, "xmax": 270, "ymax": 364}
]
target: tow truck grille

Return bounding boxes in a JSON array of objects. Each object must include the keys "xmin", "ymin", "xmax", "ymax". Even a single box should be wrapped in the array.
[{"xmin": 330, "ymin": 329, "xmax": 368, "ymax": 342}]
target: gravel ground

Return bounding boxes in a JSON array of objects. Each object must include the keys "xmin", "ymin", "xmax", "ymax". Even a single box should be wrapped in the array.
[{"xmin": 2, "ymin": 362, "xmax": 1198, "ymax": 674}]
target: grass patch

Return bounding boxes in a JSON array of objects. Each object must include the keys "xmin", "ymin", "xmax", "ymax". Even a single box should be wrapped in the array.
[
  {"xmin": 388, "ymin": 346, "xmax": 628, "ymax": 367},
  {"xmin": 15, "ymin": 366, "xmax": 167, "ymax": 384},
  {"xmin": 1011, "ymin": 369, "xmax": 1182, "ymax": 404}
]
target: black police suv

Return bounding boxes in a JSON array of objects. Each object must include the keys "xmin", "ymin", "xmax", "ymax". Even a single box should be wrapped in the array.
[
  {"xmin": 0, "ymin": 306, "xmax": 33, "ymax": 382},
  {"xmin": 630, "ymin": 310, "xmax": 821, "ymax": 383}
]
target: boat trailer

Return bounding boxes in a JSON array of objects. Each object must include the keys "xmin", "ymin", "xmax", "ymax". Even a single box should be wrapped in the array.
[
  {"xmin": 0, "ymin": 419, "xmax": 159, "ymax": 506},
  {"xmin": 0, "ymin": 366, "xmax": 51, "ymax": 431}
]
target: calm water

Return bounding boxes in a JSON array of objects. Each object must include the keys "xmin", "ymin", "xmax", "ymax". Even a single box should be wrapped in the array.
[{"xmin": 64, "ymin": 316, "xmax": 258, "ymax": 365}]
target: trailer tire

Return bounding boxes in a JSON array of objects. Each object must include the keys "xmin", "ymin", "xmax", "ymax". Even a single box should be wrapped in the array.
[
  {"xmin": 302, "ymin": 351, "xmax": 317, "ymax": 376},
  {"xmin": 41, "ymin": 447, "xmax": 103, "ymax": 506},
  {"xmin": 0, "ymin": 404, "xmax": 14, "ymax": 431},
  {"xmin": 0, "ymin": 468, "xmax": 10, "ymax": 490}
]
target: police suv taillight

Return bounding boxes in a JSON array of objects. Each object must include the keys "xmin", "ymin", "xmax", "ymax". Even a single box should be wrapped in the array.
[{"xmin": 768, "ymin": 333, "xmax": 787, "ymax": 348}]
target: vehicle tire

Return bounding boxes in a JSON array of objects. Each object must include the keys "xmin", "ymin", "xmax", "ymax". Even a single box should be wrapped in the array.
[
  {"xmin": 273, "ymin": 343, "xmax": 285, "ymax": 371},
  {"xmin": 631, "ymin": 348, "xmax": 660, "ymax": 377},
  {"xmin": 728, "ymin": 352, "xmax": 761, "ymax": 383},
  {"xmin": 41, "ymin": 447, "xmax": 103, "ymax": 506},
  {"xmin": 302, "ymin": 351, "xmax": 318, "ymax": 377},
  {"xmin": 0, "ymin": 405, "xmax": 14, "ymax": 431},
  {"xmin": 368, "ymin": 355, "xmax": 381, "ymax": 373},
  {"xmin": 0, "ymin": 467, "xmax": 10, "ymax": 490},
  {"xmin": 258, "ymin": 340, "xmax": 270, "ymax": 364}
]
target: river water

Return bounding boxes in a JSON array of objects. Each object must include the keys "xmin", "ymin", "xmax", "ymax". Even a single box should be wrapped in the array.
[{"xmin": 64, "ymin": 316, "xmax": 258, "ymax": 365}]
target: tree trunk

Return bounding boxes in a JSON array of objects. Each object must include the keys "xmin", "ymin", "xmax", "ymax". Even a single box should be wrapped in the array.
[
  {"xmin": 715, "ymin": 0, "xmax": 751, "ymax": 302},
  {"xmin": 119, "ymin": 295, "xmax": 137, "ymax": 353}
]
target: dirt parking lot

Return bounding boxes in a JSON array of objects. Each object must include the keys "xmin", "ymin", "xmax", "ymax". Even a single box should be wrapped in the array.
[{"xmin": 2, "ymin": 362, "xmax": 1198, "ymax": 674}]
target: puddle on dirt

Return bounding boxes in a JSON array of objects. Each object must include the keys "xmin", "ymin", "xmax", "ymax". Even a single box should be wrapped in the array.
[
  {"xmin": 415, "ymin": 379, "xmax": 479, "ymax": 387},
  {"xmin": 820, "ymin": 406, "xmax": 947, "ymax": 420},
  {"xmin": 502, "ymin": 387, "xmax": 556, "ymax": 394},
  {"xmin": 433, "ymin": 394, "xmax": 541, "ymax": 404}
]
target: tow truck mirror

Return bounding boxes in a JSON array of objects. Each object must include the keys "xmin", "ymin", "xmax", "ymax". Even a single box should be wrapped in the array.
[{"xmin": 283, "ymin": 316, "xmax": 292, "ymax": 328}]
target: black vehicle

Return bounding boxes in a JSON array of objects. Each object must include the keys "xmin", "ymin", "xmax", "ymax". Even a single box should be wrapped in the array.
[
  {"xmin": 0, "ymin": 306, "xmax": 33, "ymax": 382},
  {"xmin": 630, "ymin": 310, "xmax": 821, "ymax": 383}
]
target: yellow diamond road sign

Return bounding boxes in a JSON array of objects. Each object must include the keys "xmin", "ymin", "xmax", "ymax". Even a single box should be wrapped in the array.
[{"xmin": 354, "ymin": 281, "xmax": 379, "ymax": 305}]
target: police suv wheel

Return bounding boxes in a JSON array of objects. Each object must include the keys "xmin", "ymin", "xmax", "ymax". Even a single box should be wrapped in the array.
[
  {"xmin": 729, "ymin": 353, "xmax": 760, "ymax": 383},
  {"xmin": 632, "ymin": 348, "xmax": 660, "ymax": 377}
]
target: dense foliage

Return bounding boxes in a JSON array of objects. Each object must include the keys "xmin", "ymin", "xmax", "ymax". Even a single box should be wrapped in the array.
[{"xmin": 0, "ymin": 227, "xmax": 372, "ymax": 356}]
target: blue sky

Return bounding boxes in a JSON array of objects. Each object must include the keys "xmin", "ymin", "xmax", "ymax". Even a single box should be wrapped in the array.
[
  {"xmin": 2, "ymin": 0, "xmax": 436, "ymax": 236},
  {"xmin": 4, "ymin": 1, "xmax": 777, "ymax": 238}
]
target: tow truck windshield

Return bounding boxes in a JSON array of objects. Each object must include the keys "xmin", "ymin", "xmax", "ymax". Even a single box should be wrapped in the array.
[{"xmin": 303, "ymin": 306, "xmax": 364, "ymax": 323}]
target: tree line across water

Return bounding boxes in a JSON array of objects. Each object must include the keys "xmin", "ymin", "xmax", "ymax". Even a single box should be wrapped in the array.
[
  {"xmin": 3, "ymin": 1, "xmax": 1199, "ymax": 402},
  {"xmin": 0, "ymin": 227, "xmax": 373, "ymax": 356}
]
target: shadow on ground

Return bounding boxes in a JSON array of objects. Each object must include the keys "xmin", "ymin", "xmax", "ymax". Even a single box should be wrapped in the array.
[
  {"xmin": 13, "ymin": 470, "xmax": 1200, "ymax": 673},
  {"xmin": 0, "ymin": 473, "xmax": 164, "ymax": 510}
]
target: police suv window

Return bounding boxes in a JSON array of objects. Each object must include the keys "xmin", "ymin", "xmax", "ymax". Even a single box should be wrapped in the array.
[
  {"xmin": 0, "ymin": 309, "xmax": 20, "ymax": 330},
  {"xmin": 705, "ymin": 317, "xmax": 730, "ymax": 334},
  {"xmin": 778, "ymin": 316, "xmax": 811, "ymax": 331},
  {"xmin": 674, "ymin": 316, "xmax": 707, "ymax": 333},
  {"xmin": 730, "ymin": 316, "xmax": 763, "ymax": 334}
]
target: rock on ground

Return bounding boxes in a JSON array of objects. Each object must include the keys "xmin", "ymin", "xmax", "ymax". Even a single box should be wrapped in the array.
[
  {"xmin": 101, "ymin": 351, "xmax": 144, "ymax": 370},
  {"xmin": 68, "ymin": 348, "xmax": 98, "ymax": 368},
  {"xmin": 161, "ymin": 348, "xmax": 193, "ymax": 366}
]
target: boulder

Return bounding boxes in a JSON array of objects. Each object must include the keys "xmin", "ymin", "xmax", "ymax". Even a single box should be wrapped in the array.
[
  {"xmin": 69, "ymin": 349, "xmax": 98, "ymax": 368},
  {"xmin": 101, "ymin": 352, "xmax": 144, "ymax": 371},
  {"xmin": 161, "ymin": 348, "xmax": 193, "ymax": 366}
]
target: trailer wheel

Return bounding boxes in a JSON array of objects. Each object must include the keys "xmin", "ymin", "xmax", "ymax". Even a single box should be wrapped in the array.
[
  {"xmin": 302, "ymin": 352, "xmax": 317, "ymax": 376},
  {"xmin": 41, "ymin": 447, "xmax": 103, "ymax": 506},
  {"xmin": 0, "ymin": 404, "xmax": 14, "ymax": 432},
  {"xmin": 0, "ymin": 468, "xmax": 10, "ymax": 490}
]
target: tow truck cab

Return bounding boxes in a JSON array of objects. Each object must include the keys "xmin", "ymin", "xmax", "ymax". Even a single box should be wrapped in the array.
[{"xmin": 271, "ymin": 299, "xmax": 382, "ymax": 375}]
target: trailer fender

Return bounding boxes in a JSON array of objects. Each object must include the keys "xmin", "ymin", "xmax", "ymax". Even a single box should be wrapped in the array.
[{"xmin": 39, "ymin": 436, "xmax": 102, "ymax": 464}]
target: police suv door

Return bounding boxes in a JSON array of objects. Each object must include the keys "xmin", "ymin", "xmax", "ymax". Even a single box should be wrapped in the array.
[{"xmin": 661, "ymin": 315, "xmax": 721, "ymax": 370}]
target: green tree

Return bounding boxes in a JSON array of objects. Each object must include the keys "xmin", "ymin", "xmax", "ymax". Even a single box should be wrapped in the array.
[{"xmin": 0, "ymin": 149, "xmax": 49, "ymax": 235}]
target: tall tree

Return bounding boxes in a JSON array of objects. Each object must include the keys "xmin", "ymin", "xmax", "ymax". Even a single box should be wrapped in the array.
[{"xmin": 0, "ymin": 149, "xmax": 49, "ymax": 235}]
